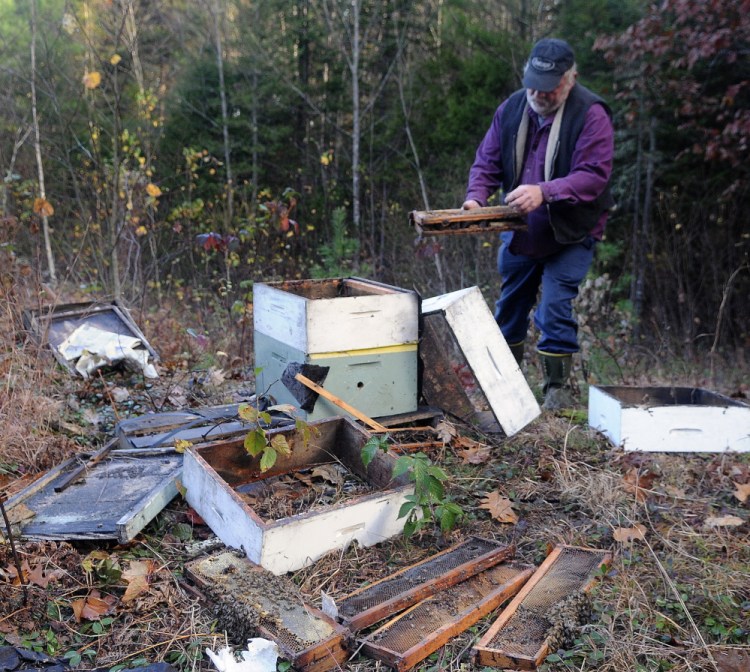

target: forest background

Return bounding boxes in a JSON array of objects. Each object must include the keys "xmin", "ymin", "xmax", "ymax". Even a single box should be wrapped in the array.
[{"xmin": 0, "ymin": 0, "xmax": 748, "ymax": 375}]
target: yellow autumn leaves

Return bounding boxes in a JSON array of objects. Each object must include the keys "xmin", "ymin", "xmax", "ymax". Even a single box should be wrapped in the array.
[{"xmin": 82, "ymin": 55, "xmax": 121, "ymax": 89}]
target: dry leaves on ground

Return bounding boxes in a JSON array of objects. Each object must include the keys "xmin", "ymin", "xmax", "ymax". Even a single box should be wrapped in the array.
[{"xmin": 479, "ymin": 491, "xmax": 519, "ymax": 524}]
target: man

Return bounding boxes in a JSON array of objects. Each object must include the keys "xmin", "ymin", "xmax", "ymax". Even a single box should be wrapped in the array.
[{"xmin": 462, "ymin": 38, "xmax": 614, "ymax": 410}]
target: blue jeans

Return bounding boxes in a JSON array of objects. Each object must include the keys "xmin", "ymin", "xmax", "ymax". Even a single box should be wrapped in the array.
[{"xmin": 494, "ymin": 233, "xmax": 596, "ymax": 354}]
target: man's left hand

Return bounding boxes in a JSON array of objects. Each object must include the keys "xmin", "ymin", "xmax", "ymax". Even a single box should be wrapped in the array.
[{"xmin": 505, "ymin": 185, "xmax": 544, "ymax": 214}]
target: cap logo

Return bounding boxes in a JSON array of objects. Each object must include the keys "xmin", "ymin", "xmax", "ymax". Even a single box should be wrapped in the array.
[{"xmin": 531, "ymin": 56, "xmax": 556, "ymax": 72}]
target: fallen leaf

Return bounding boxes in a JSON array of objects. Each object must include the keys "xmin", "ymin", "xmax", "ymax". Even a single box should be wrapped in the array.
[
  {"xmin": 622, "ymin": 468, "xmax": 658, "ymax": 503},
  {"xmin": 715, "ymin": 648, "xmax": 750, "ymax": 672},
  {"xmin": 27, "ymin": 563, "xmax": 65, "ymax": 588},
  {"xmin": 704, "ymin": 515, "xmax": 744, "ymax": 528},
  {"xmin": 479, "ymin": 491, "xmax": 519, "ymax": 524},
  {"xmin": 733, "ymin": 482, "xmax": 750, "ymax": 504},
  {"xmin": 185, "ymin": 507, "xmax": 205, "ymax": 525},
  {"xmin": 312, "ymin": 464, "xmax": 344, "ymax": 485},
  {"xmin": 434, "ymin": 420, "xmax": 457, "ymax": 443},
  {"xmin": 613, "ymin": 524, "xmax": 647, "ymax": 543},
  {"xmin": 453, "ymin": 436, "xmax": 491, "ymax": 464},
  {"xmin": 121, "ymin": 559, "xmax": 156, "ymax": 603},
  {"xmin": 71, "ymin": 591, "xmax": 117, "ymax": 622},
  {"xmin": 457, "ymin": 444, "xmax": 492, "ymax": 465}
]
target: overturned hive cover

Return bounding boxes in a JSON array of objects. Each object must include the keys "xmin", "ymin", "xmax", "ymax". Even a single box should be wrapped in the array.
[
  {"xmin": 22, "ymin": 300, "xmax": 158, "ymax": 378},
  {"xmin": 589, "ymin": 385, "xmax": 750, "ymax": 453},
  {"xmin": 183, "ymin": 416, "xmax": 413, "ymax": 574},
  {"xmin": 4, "ymin": 448, "xmax": 181, "ymax": 543},
  {"xmin": 472, "ymin": 545, "xmax": 612, "ymax": 670},
  {"xmin": 338, "ymin": 537, "xmax": 515, "ymax": 631},
  {"xmin": 420, "ymin": 287, "xmax": 540, "ymax": 436},
  {"xmin": 187, "ymin": 550, "xmax": 348, "ymax": 672},
  {"xmin": 360, "ymin": 562, "xmax": 534, "ymax": 671}
]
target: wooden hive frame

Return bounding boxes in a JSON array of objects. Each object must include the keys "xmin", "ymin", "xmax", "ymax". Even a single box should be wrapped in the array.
[
  {"xmin": 472, "ymin": 545, "xmax": 612, "ymax": 670},
  {"xmin": 359, "ymin": 562, "xmax": 534, "ymax": 671},
  {"xmin": 338, "ymin": 537, "xmax": 516, "ymax": 631}
]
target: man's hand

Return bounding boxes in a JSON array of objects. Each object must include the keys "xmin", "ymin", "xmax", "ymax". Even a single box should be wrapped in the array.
[
  {"xmin": 504, "ymin": 185, "xmax": 543, "ymax": 214},
  {"xmin": 461, "ymin": 199, "xmax": 481, "ymax": 210}
]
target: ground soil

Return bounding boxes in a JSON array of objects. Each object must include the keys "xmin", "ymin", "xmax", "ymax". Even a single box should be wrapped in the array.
[{"xmin": 1, "ymin": 272, "xmax": 749, "ymax": 672}]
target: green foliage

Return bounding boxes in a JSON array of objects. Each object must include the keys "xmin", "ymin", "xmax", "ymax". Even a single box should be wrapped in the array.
[
  {"xmin": 361, "ymin": 436, "xmax": 463, "ymax": 536},
  {"xmin": 238, "ymin": 403, "xmax": 294, "ymax": 472},
  {"xmin": 311, "ymin": 207, "xmax": 363, "ymax": 278}
]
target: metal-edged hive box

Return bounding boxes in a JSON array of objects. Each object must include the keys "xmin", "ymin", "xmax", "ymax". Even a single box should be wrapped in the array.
[
  {"xmin": 254, "ymin": 277, "xmax": 419, "ymax": 421},
  {"xmin": 588, "ymin": 385, "xmax": 750, "ymax": 453},
  {"xmin": 420, "ymin": 287, "xmax": 540, "ymax": 436},
  {"xmin": 182, "ymin": 417, "xmax": 413, "ymax": 574}
]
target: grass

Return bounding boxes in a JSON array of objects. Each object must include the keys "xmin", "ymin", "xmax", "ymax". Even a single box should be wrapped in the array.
[{"xmin": 0, "ymin": 267, "xmax": 748, "ymax": 672}]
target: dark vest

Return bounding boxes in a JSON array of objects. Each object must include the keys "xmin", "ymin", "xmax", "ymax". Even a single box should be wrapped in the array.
[{"xmin": 500, "ymin": 85, "xmax": 614, "ymax": 244}]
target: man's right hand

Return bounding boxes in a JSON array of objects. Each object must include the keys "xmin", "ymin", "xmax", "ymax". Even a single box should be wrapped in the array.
[{"xmin": 462, "ymin": 199, "xmax": 481, "ymax": 210}]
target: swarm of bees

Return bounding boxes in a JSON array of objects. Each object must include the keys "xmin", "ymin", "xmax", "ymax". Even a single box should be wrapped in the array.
[{"xmin": 545, "ymin": 591, "xmax": 592, "ymax": 652}]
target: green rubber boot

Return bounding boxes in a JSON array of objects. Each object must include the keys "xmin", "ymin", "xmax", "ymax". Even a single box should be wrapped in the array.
[
  {"xmin": 508, "ymin": 342, "xmax": 525, "ymax": 366},
  {"xmin": 540, "ymin": 353, "xmax": 573, "ymax": 410}
]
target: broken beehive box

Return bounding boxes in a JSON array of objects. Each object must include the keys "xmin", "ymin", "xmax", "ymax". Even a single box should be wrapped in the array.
[
  {"xmin": 472, "ymin": 545, "xmax": 612, "ymax": 670},
  {"xmin": 338, "ymin": 536, "xmax": 516, "ymax": 631},
  {"xmin": 360, "ymin": 561, "xmax": 534, "ymax": 671},
  {"xmin": 4, "ymin": 448, "xmax": 181, "ymax": 543},
  {"xmin": 22, "ymin": 300, "xmax": 159, "ymax": 378},
  {"xmin": 187, "ymin": 551, "xmax": 349, "ymax": 672},
  {"xmin": 420, "ymin": 287, "xmax": 540, "ymax": 435},
  {"xmin": 588, "ymin": 385, "xmax": 750, "ymax": 453},
  {"xmin": 254, "ymin": 277, "xmax": 419, "ymax": 421},
  {"xmin": 182, "ymin": 416, "xmax": 413, "ymax": 574},
  {"xmin": 115, "ymin": 399, "xmax": 292, "ymax": 450}
]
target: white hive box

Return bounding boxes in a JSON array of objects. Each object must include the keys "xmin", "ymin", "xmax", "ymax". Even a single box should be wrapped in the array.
[
  {"xmin": 420, "ymin": 287, "xmax": 540, "ymax": 436},
  {"xmin": 588, "ymin": 385, "xmax": 750, "ymax": 452},
  {"xmin": 182, "ymin": 417, "xmax": 413, "ymax": 574},
  {"xmin": 254, "ymin": 278, "xmax": 419, "ymax": 421}
]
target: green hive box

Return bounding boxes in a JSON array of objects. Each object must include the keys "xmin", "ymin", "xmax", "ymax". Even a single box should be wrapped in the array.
[{"xmin": 253, "ymin": 278, "xmax": 419, "ymax": 421}]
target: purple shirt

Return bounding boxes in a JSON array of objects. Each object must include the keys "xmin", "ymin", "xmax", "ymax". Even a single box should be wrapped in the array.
[{"xmin": 466, "ymin": 94, "xmax": 614, "ymax": 258}]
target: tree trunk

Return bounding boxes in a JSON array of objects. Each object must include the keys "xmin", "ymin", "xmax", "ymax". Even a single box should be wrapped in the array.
[
  {"xmin": 30, "ymin": 0, "xmax": 57, "ymax": 287},
  {"xmin": 211, "ymin": 0, "xmax": 234, "ymax": 229}
]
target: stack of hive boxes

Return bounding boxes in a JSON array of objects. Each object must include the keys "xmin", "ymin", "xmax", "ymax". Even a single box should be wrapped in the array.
[{"xmin": 254, "ymin": 277, "xmax": 420, "ymax": 421}]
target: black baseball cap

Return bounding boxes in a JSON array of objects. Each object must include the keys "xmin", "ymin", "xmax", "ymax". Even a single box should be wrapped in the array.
[{"xmin": 522, "ymin": 38, "xmax": 575, "ymax": 92}]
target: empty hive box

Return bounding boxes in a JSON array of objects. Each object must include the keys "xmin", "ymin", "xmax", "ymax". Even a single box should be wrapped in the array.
[
  {"xmin": 182, "ymin": 417, "xmax": 413, "ymax": 574},
  {"xmin": 588, "ymin": 385, "xmax": 750, "ymax": 452},
  {"xmin": 472, "ymin": 545, "xmax": 612, "ymax": 670},
  {"xmin": 254, "ymin": 277, "xmax": 419, "ymax": 421},
  {"xmin": 187, "ymin": 551, "xmax": 349, "ymax": 672},
  {"xmin": 420, "ymin": 287, "xmax": 540, "ymax": 435}
]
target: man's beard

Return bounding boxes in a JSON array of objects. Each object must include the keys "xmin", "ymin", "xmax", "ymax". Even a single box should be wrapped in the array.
[{"xmin": 527, "ymin": 91, "xmax": 561, "ymax": 117}]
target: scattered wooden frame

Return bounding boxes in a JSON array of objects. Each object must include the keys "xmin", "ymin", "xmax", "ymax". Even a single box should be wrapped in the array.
[
  {"xmin": 338, "ymin": 537, "xmax": 516, "ymax": 631},
  {"xmin": 187, "ymin": 551, "xmax": 349, "ymax": 672},
  {"xmin": 359, "ymin": 562, "xmax": 533, "ymax": 671},
  {"xmin": 472, "ymin": 545, "xmax": 612, "ymax": 670}
]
